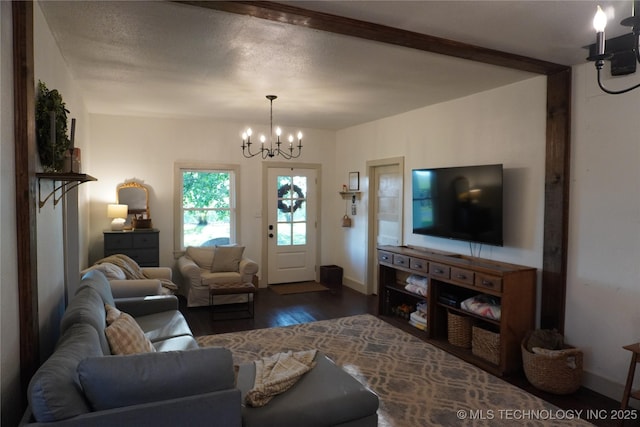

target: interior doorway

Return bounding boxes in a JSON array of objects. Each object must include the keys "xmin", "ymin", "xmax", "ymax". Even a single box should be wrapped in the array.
[{"xmin": 366, "ymin": 157, "xmax": 404, "ymax": 295}]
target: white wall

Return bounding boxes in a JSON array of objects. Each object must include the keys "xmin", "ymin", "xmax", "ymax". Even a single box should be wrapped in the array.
[
  {"xmin": 332, "ymin": 76, "xmax": 547, "ymax": 289},
  {"xmin": 1, "ymin": 2, "xmax": 21, "ymax": 425},
  {"xmin": 567, "ymin": 62, "xmax": 640, "ymax": 401},
  {"xmin": 33, "ymin": 1, "xmax": 92, "ymax": 360},
  {"xmin": 87, "ymin": 114, "xmax": 336, "ymax": 287}
]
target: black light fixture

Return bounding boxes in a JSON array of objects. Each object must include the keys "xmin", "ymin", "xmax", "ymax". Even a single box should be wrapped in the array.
[
  {"xmin": 241, "ymin": 95, "xmax": 303, "ymax": 159},
  {"xmin": 588, "ymin": 1, "xmax": 640, "ymax": 94}
]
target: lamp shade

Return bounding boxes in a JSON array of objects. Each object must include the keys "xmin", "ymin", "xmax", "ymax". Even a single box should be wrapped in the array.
[{"xmin": 107, "ymin": 204, "xmax": 128, "ymax": 219}]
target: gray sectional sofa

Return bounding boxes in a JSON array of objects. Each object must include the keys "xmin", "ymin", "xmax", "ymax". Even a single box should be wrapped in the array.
[{"xmin": 20, "ymin": 270, "xmax": 379, "ymax": 427}]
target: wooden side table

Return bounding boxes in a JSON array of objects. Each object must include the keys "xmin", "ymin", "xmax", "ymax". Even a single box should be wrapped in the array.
[
  {"xmin": 209, "ymin": 282, "xmax": 257, "ymax": 319},
  {"xmin": 621, "ymin": 343, "xmax": 640, "ymax": 409}
]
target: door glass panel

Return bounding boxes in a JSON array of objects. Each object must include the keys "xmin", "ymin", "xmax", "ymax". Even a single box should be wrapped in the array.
[
  {"xmin": 292, "ymin": 223, "xmax": 306, "ymax": 245},
  {"xmin": 276, "ymin": 174, "xmax": 308, "ymax": 246},
  {"xmin": 277, "ymin": 223, "xmax": 291, "ymax": 246}
]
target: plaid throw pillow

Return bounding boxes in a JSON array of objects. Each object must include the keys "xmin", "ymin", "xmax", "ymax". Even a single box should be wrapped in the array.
[{"xmin": 105, "ymin": 310, "xmax": 155, "ymax": 355}]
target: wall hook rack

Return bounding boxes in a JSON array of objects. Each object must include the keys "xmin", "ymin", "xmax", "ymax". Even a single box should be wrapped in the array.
[{"xmin": 36, "ymin": 172, "xmax": 97, "ymax": 209}]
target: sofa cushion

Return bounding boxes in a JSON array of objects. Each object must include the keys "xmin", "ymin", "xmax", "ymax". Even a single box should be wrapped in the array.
[
  {"xmin": 212, "ymin": 246, "xmax": 245, "ymax": 272},
  {"xmin": 237, "ymin": 353, "xmax": 379, "ymax": 427},
  {"xmin": 77, "ymin": 347, "xmax": 236, "ymax": 411},
  {"xmin": 153, "ymin": 335, "xmax": 200, "ymax": 352},
  {"xmin": 186, "ymin": 246, "xmax": 214, "ymax": 271},
  {"xmin": 60, "ymin": 286, "xmax": 110, "ymax": 355},
  {"xmin": 105, "ymin": 311, "xmax": 156, "ymax": 355},
  {"xmin": 76, "ymin": 269, "xmax": 116, "ymax": 307},
  {"xmin": 201, "ymin": 271, "xmax": 243, "ymax": 287},
  {"xmin": 134, "ymin": 310, "xmax": 193, "ymax": 343},
  {"xmin": 28, "ymin": 323, "xmax": 103, "ymax": 422}
]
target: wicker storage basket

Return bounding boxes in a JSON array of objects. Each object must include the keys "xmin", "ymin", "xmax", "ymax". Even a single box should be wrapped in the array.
[
  {"xmin": 447, "ymin": 311, "xmax": 472, "ymax": 348},
  {"xmin": 521, "ymin": 334, "xmax": 583, "ymax": 394},
  {"xmin": 472, "ymin": 326, "xmax": 500, "ymax": 364}
]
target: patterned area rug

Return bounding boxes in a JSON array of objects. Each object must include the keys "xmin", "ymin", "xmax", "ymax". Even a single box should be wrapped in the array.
[{"xmin": 197, "ymin": 314, "xmax": 592, "ymax": 427}]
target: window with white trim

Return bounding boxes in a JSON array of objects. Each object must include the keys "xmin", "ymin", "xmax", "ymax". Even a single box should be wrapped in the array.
[{"xmin": 175, "ymin": 164, "xmax": 238, "ymax": 250}]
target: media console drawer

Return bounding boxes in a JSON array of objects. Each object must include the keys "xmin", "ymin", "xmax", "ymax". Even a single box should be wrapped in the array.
[
  {"xmin": 475, "ymin": 274, "xmax": 503, "ymax": 293},
  {"xmin": 451, "ymin": 267, "xmax": 474, "ymax": 286},
  {"xmin": 430, "ymin": 263, "xmax": 450, "ymax": 279},
  {"xmin": 410, "ymin": 257, "xmax": 429, "ymax": 274},
  {"xmin": 393, "ymin": 254, "xmax": 410, "ymax": 268},
  {"xmin": 378, "ymin": 251, "xmax": 393, "ymax": 264}
]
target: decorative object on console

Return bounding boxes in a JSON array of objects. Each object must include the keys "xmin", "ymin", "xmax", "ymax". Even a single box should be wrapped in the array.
[
  {"xmin": 241, "ymin": 95, "xmax": 303, "ymax": 159},
  {"xmin": 587, "ymin": 1, "xmax": 640, "ymax": 94},
  {"xmin": 35, "ymin": 80, "xmax": 71, "ymax": 171},
  {"xmin": 107, "ymin": 204, "xmax": 128, "ymax": 231},
  {"xmin": 348, "ymin": 171, "xmax": 359, "ymax": 191}
]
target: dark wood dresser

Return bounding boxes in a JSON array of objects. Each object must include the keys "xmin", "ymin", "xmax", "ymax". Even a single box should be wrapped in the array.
[{"xmin": 103, "ymin": 229, "xmax": 159, "ymax": 267}]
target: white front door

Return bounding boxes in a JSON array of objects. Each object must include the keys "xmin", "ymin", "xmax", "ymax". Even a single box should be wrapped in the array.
[{"xmin": 267, "ymin": 167, "xmax": 317, "ymax": 284}]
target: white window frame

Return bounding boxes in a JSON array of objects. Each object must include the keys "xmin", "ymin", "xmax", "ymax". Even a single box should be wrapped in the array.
[{"xmin": 173, "ymin": 162, "xmax": 240, "ymax": 255}]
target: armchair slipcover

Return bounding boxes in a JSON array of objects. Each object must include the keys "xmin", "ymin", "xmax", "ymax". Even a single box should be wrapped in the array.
[{"xmin": 178, "ymin": 246, "xmax": 258, "ymax": 307}]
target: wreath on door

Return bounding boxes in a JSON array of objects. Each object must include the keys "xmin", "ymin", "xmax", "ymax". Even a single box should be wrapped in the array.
[{"xmin": 278, "ymin": 183, "xmax": 305, "ymax": 213}]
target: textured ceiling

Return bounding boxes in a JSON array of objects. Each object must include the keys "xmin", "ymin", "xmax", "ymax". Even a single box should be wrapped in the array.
[{"xmin": 38, "ymin": 1, "xmax": 633, "ymax": 131}]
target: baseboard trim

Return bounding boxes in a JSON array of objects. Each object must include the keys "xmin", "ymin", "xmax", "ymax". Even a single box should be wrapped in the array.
[
  {"xmin": 582, "ymin": 370, "xmax": 640, "ymax": 409},
  {"xmin": 343, "ymin": 276, "xmax": 367, "ymax": 294}
]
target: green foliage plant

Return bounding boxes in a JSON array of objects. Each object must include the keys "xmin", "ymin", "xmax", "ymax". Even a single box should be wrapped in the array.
[
  {"xmin": 36, "ymin": 81, "xmax": 70, "ymax": 171},
  {"xmin": 182, "ymin": 171, "xmax": 231, "ymax": 225}
]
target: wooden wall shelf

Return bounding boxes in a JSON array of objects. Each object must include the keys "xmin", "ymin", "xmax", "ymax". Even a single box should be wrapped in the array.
[{"xmin": 36, "ymin": 172, "xmax": 97, "ymax": 209}]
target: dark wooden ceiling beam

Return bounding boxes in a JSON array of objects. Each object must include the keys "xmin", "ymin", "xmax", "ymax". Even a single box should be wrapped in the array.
[{"xmin": 179, "ymin": 0, "xmax": 568, "ymax": 76}]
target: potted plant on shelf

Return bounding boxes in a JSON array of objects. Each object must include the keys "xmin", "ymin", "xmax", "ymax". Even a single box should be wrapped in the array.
[{"xmin": 36, "ymin": 80, "xmax": 70, "ymax": 172}]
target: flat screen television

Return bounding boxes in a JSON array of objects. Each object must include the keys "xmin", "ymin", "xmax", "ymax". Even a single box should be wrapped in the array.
[{"xmin": 412, "ymin": 164, "xmax": 503, "ymax": 246}]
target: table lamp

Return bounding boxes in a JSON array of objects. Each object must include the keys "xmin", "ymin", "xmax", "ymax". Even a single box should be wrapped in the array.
[{"xmin": 107, "ymin": 203, "xmax": 128, "ymax": 231}]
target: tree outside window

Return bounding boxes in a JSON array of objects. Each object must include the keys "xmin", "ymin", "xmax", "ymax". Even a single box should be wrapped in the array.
[{"xmin": 180, "ymin": 169, "xmax": 236, "ymax": 248}]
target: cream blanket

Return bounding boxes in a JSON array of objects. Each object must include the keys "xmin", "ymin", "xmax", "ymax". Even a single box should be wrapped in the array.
[
  {"xmin": 96, "ymin": 254, "xmax": 178, "ymax": 292},
  {"xmin": 245, "ymin": 349, "xmax": 317, "ymax": 407}
]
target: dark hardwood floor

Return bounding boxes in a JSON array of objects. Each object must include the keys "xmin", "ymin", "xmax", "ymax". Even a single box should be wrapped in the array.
[{"xmin": 178, "ymin": 285, "xmax": 634, "ymax": 427}]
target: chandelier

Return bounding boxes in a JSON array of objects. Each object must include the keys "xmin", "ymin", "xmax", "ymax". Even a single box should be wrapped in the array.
[
  {"xmin": 588, "ymin": 2, "xmax": 640, "ymax": 94},
  {"xmin": 241, "ymin": 95, "xmax": 303, "ymax": 159}
]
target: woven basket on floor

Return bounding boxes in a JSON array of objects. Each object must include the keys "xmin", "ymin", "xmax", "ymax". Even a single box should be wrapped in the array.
[
  {"xmin": 447, "ymin": 311, "xmax": 472, "ymax": 348},
  {"xmin": 521, "ymin": 334, "xmax": 583, "ymax": 394},
  {"xmin": 472, "ymin": 326, "xmax": 500, "ymax": 364}
]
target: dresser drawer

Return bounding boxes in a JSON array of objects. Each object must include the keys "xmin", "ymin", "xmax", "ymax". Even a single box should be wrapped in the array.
[
  {"xmin": 451, "ymin": 267, "xmax": 474, "ymax": 286},
  {"xmin": 475, "ymin": 274, "xmax": 503, "ymax": 293},
  {"xmin": 410, "ymin": 257, "xmax": 428, "ymax": 274},
  {"xmin": 132, "ymin": 232, "xmax": 159, "ymax": 248},
  {"xmin": 392, "ymin": 254, "xmax": 410, "ymax": 268},
  {"xmin": 124, "ymin": 249, "xmax": 159, "ymax": 267},
  {"xmin": 430, "ymin": 263, "xmax": 450, "ymax": 279},
  {"xmin": 104, "ymin": 233, "xmax": 133, "ymax": 250},
  {"xmin": 378, "ymin": 250, "xmax": 393, "ymax": 264}
]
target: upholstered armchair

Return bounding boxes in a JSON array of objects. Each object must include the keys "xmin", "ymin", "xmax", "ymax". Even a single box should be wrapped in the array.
[{"xmin": 178, "ymin": 246, "xmax": 259, "ymax": 307}]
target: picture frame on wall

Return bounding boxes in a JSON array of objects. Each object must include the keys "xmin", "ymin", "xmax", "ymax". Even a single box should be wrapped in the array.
[{"xmin": 348, "ymin": 172, "xmax": 359, "ymax": 191}]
